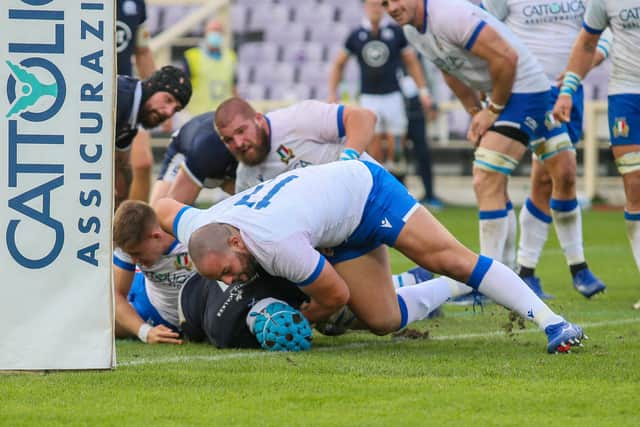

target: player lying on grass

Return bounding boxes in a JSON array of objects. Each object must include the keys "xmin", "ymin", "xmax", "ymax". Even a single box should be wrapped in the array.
[
  {"xmin": 154, "ymin": 159, "xmax": 587, "ymax": 353},
  {"xmin": 113, "ymin": 201, "xmax": 441, "ymax": 349}
]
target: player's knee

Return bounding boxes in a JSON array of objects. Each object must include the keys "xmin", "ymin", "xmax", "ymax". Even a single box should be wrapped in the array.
[
  {"xmin": 472, "ymin": 168, "xmax": 503, "ymax": 197},
  {"xmin": 366, "ymin": 319, "xmax": 398, "ymax": 336}
]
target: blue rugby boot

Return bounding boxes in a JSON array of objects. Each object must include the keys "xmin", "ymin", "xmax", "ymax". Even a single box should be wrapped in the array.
[
  {"xmin": 572, "ymin": 268, "xmax": 606, "ymax": 298},
  {"xmin": 521, "ymin": 276, "xmax": 554, "ymax": 300},
  {"xmin": 407, "ymin": 266, "xmax": 434, "ymax": 283},
  {"xmin": 545, "ymin": 320, "xmax": 586, "ymax": 354}
]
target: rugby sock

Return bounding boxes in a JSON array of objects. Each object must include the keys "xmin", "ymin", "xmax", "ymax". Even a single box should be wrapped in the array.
[
  {"xmin": 517, "ymin": 198, "xmax": 551, "ymax": 270},
  {"xmin": 550, "ymin": 198, "xmax": 585, "ymax": 265},
  {"xmin": 392, "ymin": 273, "xmax": 416, "ymax": 289},
  {"xmin": 625, "ymin": 211, "xmax": 640, "ymax": 272},
  {"xmin": 469, "ymin": 256, "xmax": 563, "ymax": 329},
  {"xmin": 479, "ymin": 209, "xmax": 509, "ymax": 263},
  {"xmin": 396, "ymin": 277, "xmax": 453, "ymax": 328},
  {"xmin": 503, "ymin": 201, "xmax": 518, "ymax": 270}
]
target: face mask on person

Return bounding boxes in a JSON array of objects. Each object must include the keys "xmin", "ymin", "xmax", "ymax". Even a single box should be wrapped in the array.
[{"xmin": 206, "ymin": 32, "xmax": 223, "ymax": 49}]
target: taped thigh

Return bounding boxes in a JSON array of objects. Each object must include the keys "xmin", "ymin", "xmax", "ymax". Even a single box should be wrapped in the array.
[
  {"xmin": 532, "ymin": 133, "xmax": 576, "ymax": 162},
  {"xmin": 474, "ymin": 146, "xmax": 519, "ymax": 175},
  {"xmin": 615, "ymin": 151, "xmax": 640, "ymax": 175}
]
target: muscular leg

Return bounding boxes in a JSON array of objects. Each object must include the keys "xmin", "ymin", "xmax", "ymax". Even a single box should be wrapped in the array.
[
  {"xmin": 613, "ymin": 145, "xmax": 640, "ymax": 274},
  {"xmin": 518, "ymin": 157, "xmax": 552, "ymax": 276},
  {"xmin": 474, "ymin": 132, "xmax": 527, "ymax": 263},
  {"xmin": 394, "ymin": 206, "xmax": 564, "ymax": 330},
  {"xmin": 129, "ymin": 129, "xmax": 154, "ymax": 202}
]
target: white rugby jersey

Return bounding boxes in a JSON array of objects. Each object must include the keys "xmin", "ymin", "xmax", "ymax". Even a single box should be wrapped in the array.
[
  {"xmin": 113, "ymin": 241, "xmax": 196, "ymax": 327},
  {"xmin": 583, "ymin": 0, "xmax": 640, "ymax": 95},
  {"xmin": 177, "ymin": 161, "xmax": 374, "ymax": 285},
  {"xmin": 403, "ymin": 0, "xmax": 549, "ymax": 93},
  {"xmin": 482, "ymin": 1, "xmax": 613, "ymax": 82},
  {"xmin": 235, "ymin": 100, "xmax": 375, "ymax": 193}
]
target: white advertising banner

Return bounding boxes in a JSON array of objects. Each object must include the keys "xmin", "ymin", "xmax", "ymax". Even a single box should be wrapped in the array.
[{"xmin": 0, "ymin": 0, "xmax": 115, "ymax": 369}]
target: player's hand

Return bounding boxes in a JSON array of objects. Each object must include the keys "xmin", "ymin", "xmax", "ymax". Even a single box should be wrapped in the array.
[
  {"xmin": 327, "ymin": 93, "xmax": 338, "ymax": 104},
  {"xmin": 147, "ymin": 325, "xmax": 183, "ymax": 344},
  {"xmin": 467, "ymin": 109, "xmax": 498, "ymax": 146},
  {"xmin": 553, "ymin": 94, "xmax": 573, "ymax": 123},
  {"xmin": 419, "ymin": 93, "xmax": 433, "ymax": 114},
  {"xmin": 299, "ymin": 300, "xmax": 336, "ymax": 324}
]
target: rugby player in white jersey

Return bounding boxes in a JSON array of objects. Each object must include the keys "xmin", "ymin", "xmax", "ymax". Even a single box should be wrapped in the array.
[
  {"xmin": 154, "ymin": 160, "xmax": 587, "ymax": 353},
  {"xmin": 214, "ymin": 97, "xmax": 434, "ymax": 288},
  {"xmin": 481, "ymin": 0, "xmax": 609, "ymax": 298},
  {"xmin": 113, "ymin": 201, "xmax": 313, "ymax": 349},
  {"xmin": 553, "ymin": 0, "xmax": 640, "ymax": 309},
  {"xmin": 382, "ymin": 0, "xmax": 561, "ymax": 275}
]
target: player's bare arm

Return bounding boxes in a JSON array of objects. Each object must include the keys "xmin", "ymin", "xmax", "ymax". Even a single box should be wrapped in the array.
[
  {"xmin": 298, "ymin": 260, "xmax": 350, "ymax": 324},
  {"xmin": 115, "ymin": 150, "xmax": 132, "ymax": 209},
  {"xmin": 553, "ymin": 29, "xmax": 602, "ymax": 122},
  {"xmin": 328, "ymin": 50, "xmax": 350, "ymax": 103},
  {"xmin": 154, "ymin": 197, "xmax": 188, "ymax": 237},
  {"xmin": 341, "ymin": 105, "xmax": 378, "ymax": 156},
  {"xmin": 167, "ymin": 167, "xmax": 204, "ymax": 205},
  {"xmin": 113, "ymin": 265, "xmax": 182, "ymax": 344}
]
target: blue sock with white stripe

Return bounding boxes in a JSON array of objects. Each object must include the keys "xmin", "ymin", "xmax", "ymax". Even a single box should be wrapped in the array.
[
  {"xmin": 625, "ymin": 211, "xmax": 640, "ymax": 272},
  {"xmin": 468, "ymin": 256, "xmax": 563, "ymax": 329},
  {"xmin": 517, "ymin": 198, "xmax": 551, "ymax": 270},
  {"xmin": 550, "ymin": 198, "xmax": 584, "ymax": 265},
  {"xmin": 395, "ymin": 277, "xmax": 453, "ymax": 329},
  {"xmin": 479, "ymin": 208, "xmax": 509, "ymax": 263}
]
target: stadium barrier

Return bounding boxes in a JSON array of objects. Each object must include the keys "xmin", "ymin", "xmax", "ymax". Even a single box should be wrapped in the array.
[{"xmin": 0, "ymin": 0, "xmax": 115, "ymax": 370}]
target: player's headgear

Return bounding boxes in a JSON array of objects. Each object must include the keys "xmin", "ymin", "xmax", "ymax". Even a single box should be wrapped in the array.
[
  {"xmin": 249, "ymin": 299, "xmax": 312, "ymax": 352},
  {"xmin": 141, "ymin": 65, "xmax": 192, "ymax": 107}
]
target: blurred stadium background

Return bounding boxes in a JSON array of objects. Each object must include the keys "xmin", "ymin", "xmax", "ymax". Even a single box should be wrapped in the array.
[{"xmin": 144, "ymin": 0, "xmax": 623, "ymax": 206}]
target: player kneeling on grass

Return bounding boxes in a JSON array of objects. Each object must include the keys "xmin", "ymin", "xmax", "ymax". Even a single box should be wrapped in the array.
[
  {"xmin": 155, "ymin": 160, "xmax": 587, "ymax": 354},
  {"xmin": 114, "ymin": 200, "xmax": 312, "ymax": 351}
]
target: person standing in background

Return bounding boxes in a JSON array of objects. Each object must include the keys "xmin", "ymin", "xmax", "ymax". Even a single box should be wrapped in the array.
[{"xmin": 182, "ymin": 18, "xmax": 237, "ymax": 117}]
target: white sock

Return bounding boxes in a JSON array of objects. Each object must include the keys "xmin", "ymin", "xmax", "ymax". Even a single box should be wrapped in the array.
[
  {"xmin": 625, "ymin": 212, "xmax": 640, "ymax": 272},
  {"xmin": 550, "ymin": 198, "xmax": 585, "ymax": 265},
  {"xmin": 517, "ymin": 198, "xmax": 551, "ymax": 269},
  {"xmin": 503, "ymin": 201, "xmax": 518, "ymax": 270},
  {"xmin": 468, "ymin": 256, "xmax": 564, "ymax": 329},
  {"xmin": 392, "ymin": 272, "xmax": 416, "ymax": 289},
  {"xmin": 396, "ymin": 277, "xmax": 453, "ymax": 327},
  {"xmin": 479, "ymin": 209, "xmax": 509, "ymax": 263}
]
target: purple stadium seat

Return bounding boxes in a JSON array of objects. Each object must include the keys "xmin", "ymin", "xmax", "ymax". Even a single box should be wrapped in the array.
[
  {"xmin": 308, "ymin": 23, "xmax": 351, "ymax": 46},
  {"xmin": 269, "ymin": 83, "xmax": 313, "ymax": 101},
  {"xmin": 292, "ymin": 4, "xmax": 336, "ymax": 26},
  {"xmin": 237, "ymin": 83, "xmax": 267, "ymax": 101},
  {"xmin": 230, "ymin": 5, "xmax": 249, "ymax": 33},
  {"xmin": 298, "ymin": 61, "xmax": 333, "ymax": 85},
  {"xmin": 236, "ymin": 64, "xmax": 253, "ymax": 86},
  {"xmin": 250, "ymin": 4, "xmax": 291, "ymax": 31},
  {"xmin": 253, "ymin": 62, "xmax": 296, "ymax": 84},
  {"xmin": 264, "ymin": 23, "xmax": 307, "ymax": 44},
  {"xmin": 146, "ymin": 5, "xmax": 162, "ymax": 36},
  {"xmin": 281, "ymin": 42, "xmax": 325, "ymax": 64},
  {"xmin": 238, "ymin": 42, "xmax": 280, "ymax": 64}
]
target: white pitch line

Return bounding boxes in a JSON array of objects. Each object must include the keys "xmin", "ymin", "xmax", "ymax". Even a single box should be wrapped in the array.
[{"xmin": 118, "ymin": 317, "xmax": 640, "ymax": 367}]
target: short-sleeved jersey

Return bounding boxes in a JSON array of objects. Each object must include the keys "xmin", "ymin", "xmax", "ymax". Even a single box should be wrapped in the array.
[
  {"xmin": 115, "ymin": 76, "xmax": 141, "ymax": 151},
  {"xmin": 116, "ymin": 0, "xmax": 147, "ymax": 76},
  {"xmin": 235, "ymin": 101, "xmax": 348, "ymax": 193},
  {"xmin": 176, "ymin": 161, "xmax": 375, "ymax": 285},
  {"xmin": 158, "ymin": 112, "xmax": 237, "ymax": 188},
  {"xmin": 113, "ymin": 240, "xmax": 196, "ymax": 327},
  {"xmin": 403, "ymin": 0, "xmax": 549, "ymax": 93},
  {"xmin": 583, "ymin": 0, "xmax": 640, "ymax": 95},
  {"xmin": 344, "ymin": 20, "xmax": 410, "ymax": 94}
]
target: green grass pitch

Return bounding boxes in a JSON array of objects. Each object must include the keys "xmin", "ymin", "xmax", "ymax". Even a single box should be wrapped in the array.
[{"xmin": 1, "ymin": 207, "xmax": 638, "ymax": 426}]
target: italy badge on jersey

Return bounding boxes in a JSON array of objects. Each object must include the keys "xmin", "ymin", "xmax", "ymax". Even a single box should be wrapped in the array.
[
  {"xmin": 613, "ymin": 118, "xmax": 630, "ymax": 138},
  {"xmin": 277, "ymin": 144, "xmax": 295, "ymax": 164},
  {"xmin": 175, "ymin": 253, "xmax": 192, "ymax": 270}
]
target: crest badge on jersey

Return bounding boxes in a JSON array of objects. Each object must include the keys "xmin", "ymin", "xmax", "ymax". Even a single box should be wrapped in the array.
[
  {"xmin": 174, "ymin": 253, "xmax": 192, "ymax": 270},
  {"xmin": 277, "ymin": 144, "xmax": 295, "ymax": 164},
  {"xmin": 613, "ymin": 117, "xmax": 630, "ymax": 138},
  {"xmin": 123, "ymin": 0, "xmax": 138, "ymax": 16}
]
